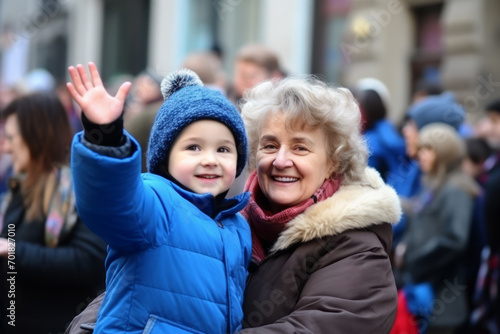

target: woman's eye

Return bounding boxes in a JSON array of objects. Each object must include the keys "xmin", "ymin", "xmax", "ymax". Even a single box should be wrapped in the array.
[
  {"xmin": 295, "ymin": 146, "xmax": 309, "ymax": 152},
  {"xmin": 262, "ymin": 144, "xmax": 277, "ymax": 150},
  {"xmin": 186, "ymin": 145, "xmax": 200, "ymax": 151}
]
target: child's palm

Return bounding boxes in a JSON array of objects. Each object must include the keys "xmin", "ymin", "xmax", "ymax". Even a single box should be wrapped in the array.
[{"xmin": 67, "ymin": 62, "xmax": 131, "ymax": 124}]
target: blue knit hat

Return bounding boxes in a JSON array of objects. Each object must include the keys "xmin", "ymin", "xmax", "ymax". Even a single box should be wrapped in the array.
[
  {"xmin": 147, "ymin": 69, "xmax": 247, "ymax": 177},
  {"xmin": 407, "ymin": 91, "xmax": 465, "ymax": 130}
]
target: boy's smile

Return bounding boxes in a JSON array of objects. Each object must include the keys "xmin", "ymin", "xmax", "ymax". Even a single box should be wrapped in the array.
[{"xmin": 168, "ymin": 120, "xmax": 238, "ymax": 196}]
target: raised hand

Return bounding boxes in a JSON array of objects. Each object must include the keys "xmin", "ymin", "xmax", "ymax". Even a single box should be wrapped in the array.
[{"xmin": 67, "ymin": 62, "xmax": 131, "ymax": 124}]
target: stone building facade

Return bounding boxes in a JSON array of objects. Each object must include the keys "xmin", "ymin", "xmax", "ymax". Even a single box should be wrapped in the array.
[{"xmin": 0, "ymin": 0, "xmax": 498, "ymax": 124}]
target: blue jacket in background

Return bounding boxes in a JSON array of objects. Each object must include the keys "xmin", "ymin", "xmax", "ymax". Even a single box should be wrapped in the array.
[
  {"xmin": 71, "ymin": 132, "xmax": 252, "ymax": 334},
  {"xmin": 364, "ymin": 119, "xmax": 421, "ymax": 245},
  {"xmin": 364, "ymin": 119, "xmax": 408, "ymax": 192}
]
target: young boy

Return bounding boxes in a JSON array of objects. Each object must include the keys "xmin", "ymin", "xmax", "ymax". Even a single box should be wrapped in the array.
[{"xmin": 67, "ymin": 63, "xmax": 251, "ymax": 334}]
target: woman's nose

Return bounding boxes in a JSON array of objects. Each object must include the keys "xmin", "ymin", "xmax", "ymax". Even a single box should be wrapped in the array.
[{"xmin": 272, "ymin": 146, "xmax": 293, "ymax": 169}]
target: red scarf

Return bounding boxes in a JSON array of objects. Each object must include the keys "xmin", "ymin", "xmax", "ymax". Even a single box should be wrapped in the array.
[{"xmin": 241, "ymin": 170, "xmax": 340, "ymax": 262}]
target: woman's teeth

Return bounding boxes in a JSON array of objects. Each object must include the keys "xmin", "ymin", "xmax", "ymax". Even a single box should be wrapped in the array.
[{"xmin": 273, "ymin": 176, "xmax": 299, "ymax": 182}]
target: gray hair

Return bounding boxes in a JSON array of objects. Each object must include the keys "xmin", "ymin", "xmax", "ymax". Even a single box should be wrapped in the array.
[{"xmin": 240, "ymin": 76, "xmax": 368, "ymax": 184}]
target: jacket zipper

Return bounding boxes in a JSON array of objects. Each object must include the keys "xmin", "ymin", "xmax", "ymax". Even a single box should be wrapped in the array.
[{"xmin": 216, "ymin": 218, "xmax": 230, "ymax": 333}]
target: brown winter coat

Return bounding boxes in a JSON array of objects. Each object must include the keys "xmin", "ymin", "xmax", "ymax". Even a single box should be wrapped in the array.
[{"xmin": 240, "ymin": 168, "xmax": 402, "ymax": 333}]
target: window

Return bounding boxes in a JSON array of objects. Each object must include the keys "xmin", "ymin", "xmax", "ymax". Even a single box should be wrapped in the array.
[
  {"xmin": 101, "ymin": 0, "xmax": 150, "ymax": 82},
  {"xmin": 311, "ymin": 0, "xmax": 351, "ymax": 83},
  {"xmin": 410, "ymin": 3, "xmax": 444, "ymax": 98}
]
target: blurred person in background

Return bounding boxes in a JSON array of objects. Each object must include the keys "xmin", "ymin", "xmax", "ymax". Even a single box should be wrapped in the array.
[
  {"xmin": 483, "ymin": 100, "xmax": 500, "ymax": 251},
  {"xmin": 458, "ymin": 137, "xmax": 493, "ymax": 334},
  {"xmin": 393, "ymin": 92, "xmax": 467, "ymax": 333},
  {"xmin": 0, "ymin": 83, "xmax": 20, "ymax": 112},
  {"xmin": 230, "ymin": 44, "xmax": 283, "ymax": 105},
  {"xmin": 394, "ymin": 124, "xmax": 479, "ymax": 334},
  {"xmin": 123, "ymin": 68, "xmax": 164, "ymax": 173},
  {"xmin": 400, "ymin": 91, "xmax": 466, "ymax": 203},
  {"xmin": 123, "ymin": 68, "xmax": 163, "ymax": 122},
  {"xmin": 402, "ymin": 91, "xmax": 465, "ymax": 162},
  {"xmin": 470, "ymin": 99, "xmax": 500, "ymax": 333},
  {"xmin": 181, "ymin": 50, "xmax": 228, "ymax": 95},
  {"xmin": 355, "ymin": 78, "xmax": 407, "ymax": 183},
  {"xmin": 57, "ymin": 81, "xmax": 83, "ymax": 134},
  {"xmin": 354, "ymin": 78, "xmax": 411, "ymax": 246},
  {"xmin": 411, "ymin": 79, "xmax": 443, "ymax": 105},
  {"xmin": 462, "ymin": 137, "xmax": 493, "ymax": 185},
  {"xmin": 0, "ymin": 93, "xmax": 107, "ymax": 334},
  {"xmin": 0, "ymin": 120, "xmax": 13, "ymax": 198},
  {"xmin": 20, "ymin": 68, "xmax": 56, "ymax": 94}
]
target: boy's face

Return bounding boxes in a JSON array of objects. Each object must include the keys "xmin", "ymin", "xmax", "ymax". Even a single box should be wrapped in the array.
[{"xmin": 168, "ymin": 120, "xmax": 238, "ymax": 196}]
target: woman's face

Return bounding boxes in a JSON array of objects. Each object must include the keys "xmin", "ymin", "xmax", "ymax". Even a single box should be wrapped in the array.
[
  {"xmin": 3, "ymin": 114, "xmax": 30, "ymax": 173},
  {"xmin": 256, "ymin": 113, "xmax": 334, "ymax": 212},
  {"xmin": 418, "ymin": 147, "xmax": 436, "ymax": 174},
  {"xmin": 402, "ymin": 120, "xmax": 419, "ymax": 159}
]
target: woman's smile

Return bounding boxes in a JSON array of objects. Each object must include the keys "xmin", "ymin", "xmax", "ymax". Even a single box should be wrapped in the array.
[{"xmin": 271, "ymin": 175, "xmax": 300, "ymax": 183}]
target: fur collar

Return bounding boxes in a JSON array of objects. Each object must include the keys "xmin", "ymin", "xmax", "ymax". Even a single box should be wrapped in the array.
[{"xmin": 271, "ymin": 167, "xmax": 402, "ymax": 252}]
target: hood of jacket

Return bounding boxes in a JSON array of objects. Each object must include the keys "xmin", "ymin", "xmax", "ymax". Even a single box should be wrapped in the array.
[{"xmin": 270, "ymin": 167, "xmax": 402, "ymax": 253}]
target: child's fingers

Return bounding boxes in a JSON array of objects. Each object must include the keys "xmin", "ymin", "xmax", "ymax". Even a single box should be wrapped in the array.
[
  {"xmin": 115, "ymin": 82, "xmax": 132, "ymax": 103},
  {"xmin": 88, "ymin": 62, "xmax": 103, "ymax": 87},
  {"xmin": 66, "ymin": 82, "xmax": 84, "ymax": 107},
  {"xmin": 76, "ymin": 64, "xmax": 93, "ymax": 90},
  {"xmin": 68, "ymin": 66, "xmax": 87, "ymax": 97}
]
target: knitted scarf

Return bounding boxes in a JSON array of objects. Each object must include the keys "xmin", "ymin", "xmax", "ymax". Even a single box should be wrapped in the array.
[
  {"xmin": 241, "ymin": 170, "xmax": 340, "ymax": 262},
  {"xmin": 45, "ymin": 167, "xmax": 78, "ymax": 247},
  {"xmin": 0, "ymin": 167, "xmax": 77, "ymax": 247}
]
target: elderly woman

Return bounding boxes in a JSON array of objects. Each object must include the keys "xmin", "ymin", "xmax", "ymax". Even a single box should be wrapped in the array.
[
  {"xmin": 236, "ymin": 76, "xmax": 401, "ymax": 333},
  {"xmin": 66, "ymin": 76, "xmax": 401, "ymax": 334}
]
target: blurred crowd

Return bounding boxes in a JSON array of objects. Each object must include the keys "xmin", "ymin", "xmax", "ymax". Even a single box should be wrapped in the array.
[
  {"xmin": 0, "ymin": 43, "xmax": 499, "ymax": 333},
  {"xmin": 353, "ymin": 78, "xmax": 500, "ymax": 334}
]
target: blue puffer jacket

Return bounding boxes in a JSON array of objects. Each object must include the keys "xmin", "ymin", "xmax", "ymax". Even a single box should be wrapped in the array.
[
  {"xmin": 71, "ymin": 133, "xmax": 251, "ymax": 334},
  {"xmin": 364, "ymin": 120, "xmax": 407, "ymax": 191}
]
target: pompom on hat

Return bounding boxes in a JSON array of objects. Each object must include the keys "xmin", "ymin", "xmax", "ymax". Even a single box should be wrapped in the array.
[{"xmin": 147, "ymin": 69, "xmax": 247, "ymax": 177}]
